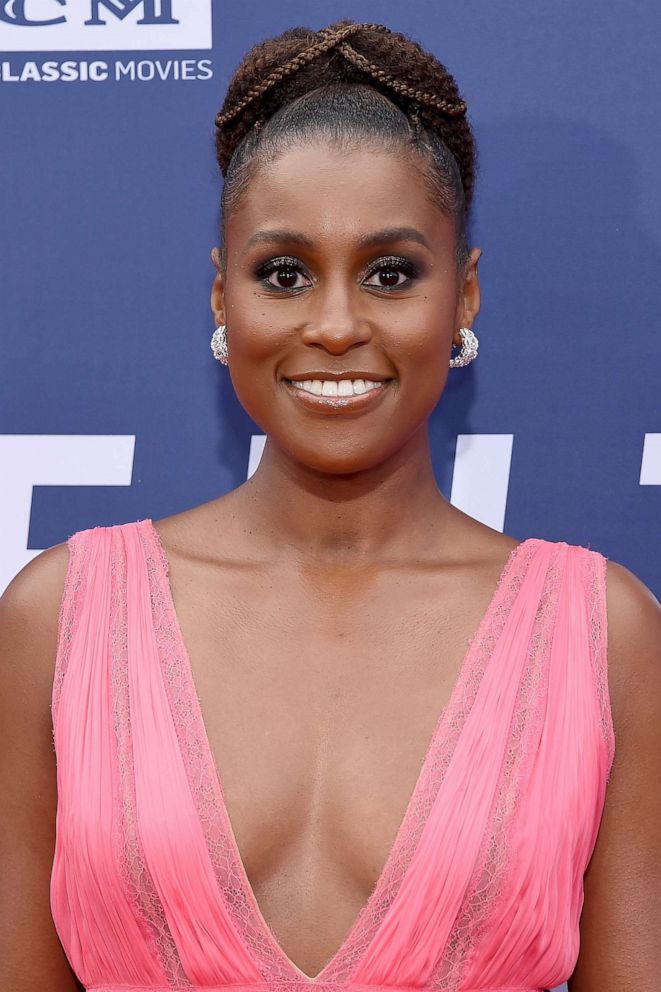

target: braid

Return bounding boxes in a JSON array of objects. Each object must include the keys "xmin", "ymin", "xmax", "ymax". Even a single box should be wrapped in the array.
[
  {"xmin": 335, "ymin": 43, "xmax": 466, "ymax": 117},
  {"xmin": 215, "ymin": 19, "xmax": 477, "ymax": 265},
  {"xmin": 215, "ymin": 24, "xmax": 391, "ymax": 129}
]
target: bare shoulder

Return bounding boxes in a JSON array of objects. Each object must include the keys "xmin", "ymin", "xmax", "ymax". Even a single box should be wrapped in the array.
[
  {"xmin": 0, "ymin": 540, "xmax": 71, "ymax": 671},
  {"xmin": 568, "ymin": 555, "xmax": 661, "ymax": 991},
  {"xmin": 0, "ymin": 535, "xmax": 72, "ymax": 766},
  {"xmin": 603, "ymin": 557, "xmax": 661, "ymax": 724},
  {"xmin": 0, "ymin": 540, "xmax": 85, "ymax": 988}
]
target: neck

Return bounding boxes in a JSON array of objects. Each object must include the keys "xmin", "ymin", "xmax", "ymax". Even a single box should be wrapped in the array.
[{"xmin": 234, "ymin": 424, "xmax": 454, "ymax": 566}]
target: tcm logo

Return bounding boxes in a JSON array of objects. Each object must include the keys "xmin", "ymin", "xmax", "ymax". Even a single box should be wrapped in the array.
[
  {"xmin": 0, "ymin": 1, "xmax": 177, "ymax": 26},
  {"xmin": 0, "ymin": 0, "xmax": 211, "ymax": 50}
]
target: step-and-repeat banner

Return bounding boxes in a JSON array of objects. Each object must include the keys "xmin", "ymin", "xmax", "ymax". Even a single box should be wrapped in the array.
[
  {"xmin": 2, "ymin": 1, "xmax": 660, "ymax": 598},
  {"xmin": 1, "ymin": 3, "xmax": 659, "ymax": 988}
]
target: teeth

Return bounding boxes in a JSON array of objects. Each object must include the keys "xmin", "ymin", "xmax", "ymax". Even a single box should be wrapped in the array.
[{"xmin": 290, "ymin": 378, "xmax": 385, "ymax": 397}]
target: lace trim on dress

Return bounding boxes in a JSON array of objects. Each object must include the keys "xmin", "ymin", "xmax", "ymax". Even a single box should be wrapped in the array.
[
  {"xmin": 583, "ymin": 548, "xmax": 615, "ymax": 774},
  {"xmin": 336, "ymin": 539, "xmax": 544, "ymax": 989},
  {"xmin": 439, "ymin": 543, "xmax": 565, "ymax": 991},
  {"xmin": 52, "ymin": 528, "xmax": 90, "ymax": 726},
  {"xmin": 138, "ymin": 519, "xmax": 293, "ymax": 984},
  {"xmin": 110, "ymin": 525, "xmax": 192, "ymax": 987}
]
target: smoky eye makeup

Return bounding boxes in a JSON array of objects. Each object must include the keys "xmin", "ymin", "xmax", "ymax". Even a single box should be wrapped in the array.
[
  {"xmin": 364, "ymin": 255, "xmax": 421, "ymax": 282},
  {"xmin": 252, "ymin": 253, "xmax": 424, "ymax": 292},
  {"xmin": 252, "ymin": 255, "xmax": 308, "ymax": 292}
]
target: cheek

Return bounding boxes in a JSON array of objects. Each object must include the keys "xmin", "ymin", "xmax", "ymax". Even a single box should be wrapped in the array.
[
  {"xmin": 388, "ymin": 318, "xmax": 453, "ymax": 416},
  {"xmin": 225, "ymin": 274, "xmax": 289, "ymax": 356},
  {"xmin": 388, "ymin": 316, "xmax": 450, "ymax": 377},
  {"xmin": 225, "ymin": 319, "xmax": 285, "ymax": 424}
]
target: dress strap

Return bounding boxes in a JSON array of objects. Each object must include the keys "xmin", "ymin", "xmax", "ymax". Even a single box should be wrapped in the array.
[
  {"xmin": 579, "ymin": 545, "xmax": 614, "ymax": 773},
  {"xmin": 52, "ymin": 524, "xmax": 96, "ymax": 727}
]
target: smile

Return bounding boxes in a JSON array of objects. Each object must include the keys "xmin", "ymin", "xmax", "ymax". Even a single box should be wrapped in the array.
[{"xmin": 283, "ymin": 378, "xmax": 393, "ymax": 414}]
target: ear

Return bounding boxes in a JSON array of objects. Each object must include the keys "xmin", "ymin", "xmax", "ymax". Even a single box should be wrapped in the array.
[
  {"xmin": 210, "ymin": 246, "xmax": 227, "ymax": 325},
  {"xmin": 453, "ymin": 247, "xmax": 482, "ymax": 347}
]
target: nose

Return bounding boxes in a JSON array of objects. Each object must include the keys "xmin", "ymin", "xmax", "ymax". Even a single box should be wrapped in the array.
[{"xmin": 300, "ymin": 278, "xmax": 372, "ymax": 355}]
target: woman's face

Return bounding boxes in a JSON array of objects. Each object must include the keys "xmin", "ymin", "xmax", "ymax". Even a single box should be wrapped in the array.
[{"xmin": 212, "ymin": 141, "xmax": 481, "ymax": 475}]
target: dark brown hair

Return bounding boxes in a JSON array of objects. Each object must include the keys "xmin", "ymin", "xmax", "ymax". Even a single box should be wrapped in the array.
[{"xmin": 214, "ymin": 20, "xmax": 477, "ymax": 269}]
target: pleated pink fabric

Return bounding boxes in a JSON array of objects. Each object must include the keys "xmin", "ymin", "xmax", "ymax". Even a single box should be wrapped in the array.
[{"xmin": 50, "ymin": 519, "xmax": 615, "ymax": 992}]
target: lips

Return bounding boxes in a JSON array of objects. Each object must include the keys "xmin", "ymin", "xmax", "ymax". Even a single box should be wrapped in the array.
[{"xmin": 283, "ymin": 377, "xmax": 393, "ymax": 416}]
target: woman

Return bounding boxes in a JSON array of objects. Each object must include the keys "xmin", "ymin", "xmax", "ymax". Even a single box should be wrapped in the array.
[{"xmin": 1, "ymin": 18, "xmax": 659, "ymax": 992}]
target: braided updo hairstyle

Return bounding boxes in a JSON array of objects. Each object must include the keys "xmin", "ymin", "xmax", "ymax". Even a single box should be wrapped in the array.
[{"xmin": 215, "ymin": 19, "xmax": 477, "ymax": 271}]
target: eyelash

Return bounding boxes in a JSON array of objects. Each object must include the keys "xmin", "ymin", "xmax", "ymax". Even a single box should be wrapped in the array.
[{"xmin": 254, "ymin": 254, "xmax": 421, "ymax": 293}]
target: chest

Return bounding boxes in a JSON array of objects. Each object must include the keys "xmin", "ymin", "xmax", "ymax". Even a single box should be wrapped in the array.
[{"xmin": 167, "ymin": 557, "xmax": 491, "ymax": 895}]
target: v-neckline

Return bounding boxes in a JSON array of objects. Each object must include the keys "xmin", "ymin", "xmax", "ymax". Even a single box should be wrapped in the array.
[{"xmin": 141, "ymin": 517, "xmax": 533, "ymax": 984}]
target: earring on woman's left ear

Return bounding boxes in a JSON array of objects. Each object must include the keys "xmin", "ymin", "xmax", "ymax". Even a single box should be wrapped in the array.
[
  {"xmin": 211, "ymin": 324, "xmax": 229, "ymax": 365},
  {"xmin": 449, "ymin": 326, "xmax": 479, "ymax": 368}
]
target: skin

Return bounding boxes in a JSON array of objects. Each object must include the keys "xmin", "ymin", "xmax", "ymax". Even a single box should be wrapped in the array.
[{"xmin": 1, "ymin": 139, "xmax": 659, "ymax": 990}]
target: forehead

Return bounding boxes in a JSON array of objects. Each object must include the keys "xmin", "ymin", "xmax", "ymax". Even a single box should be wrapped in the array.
[{"xmin": 227, "ymin": 142, "xmax": 455, "ymax": 252}]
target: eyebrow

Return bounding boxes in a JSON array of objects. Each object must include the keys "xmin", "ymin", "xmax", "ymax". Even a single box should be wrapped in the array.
[{"xmin": 242, "ymin": 226, "xmax": 432, "ymax": 255}]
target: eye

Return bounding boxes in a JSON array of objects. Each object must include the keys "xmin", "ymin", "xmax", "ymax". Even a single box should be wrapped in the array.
[
  {"xmin": 253, "ymin": 253, "xmax": 421, "ymax": 293},
  {"xmin": 363, "ymin": 255, "xmax": 420, "ymax": 291},
  {"xmin": 255, "ymin": 256, "xmax": 311, "ymax": 292}
]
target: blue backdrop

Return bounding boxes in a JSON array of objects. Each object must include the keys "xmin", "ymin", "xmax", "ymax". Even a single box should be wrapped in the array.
[
  {"xmin": 1, "ymin": 4, "xmax": 660, "ymax": 984},
  {"xmin": 2, "ymin": 1, "xmax": 659, "ymax": 598}
]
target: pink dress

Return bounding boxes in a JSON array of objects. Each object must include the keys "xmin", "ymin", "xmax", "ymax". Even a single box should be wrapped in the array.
[{"xmin": 50, "ymin": 518, "xmax": 614, "ymax": 992}]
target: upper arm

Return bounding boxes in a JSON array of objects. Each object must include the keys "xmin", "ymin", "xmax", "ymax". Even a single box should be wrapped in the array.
[
  {"xmin": 568, "ymin": 557, "xmax": 661, "ymax": 992},
  {"xmin": 0, "ymin": 543, "xmax": 84, "ymax": 991}
]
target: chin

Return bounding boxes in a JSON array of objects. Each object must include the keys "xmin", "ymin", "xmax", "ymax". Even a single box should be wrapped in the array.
[{"xmin": 292, "ymin": 448, "xmax": 394, "ymax": 476}]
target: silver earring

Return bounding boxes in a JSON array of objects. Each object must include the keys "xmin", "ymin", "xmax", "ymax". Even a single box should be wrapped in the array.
[
  {"xmin": 211, "ymin": 324, "xmax": 229, "ymax": 365},
  {"xmin": 449, "ymin": 326, "xmax": 479, "ymax": 368}
]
